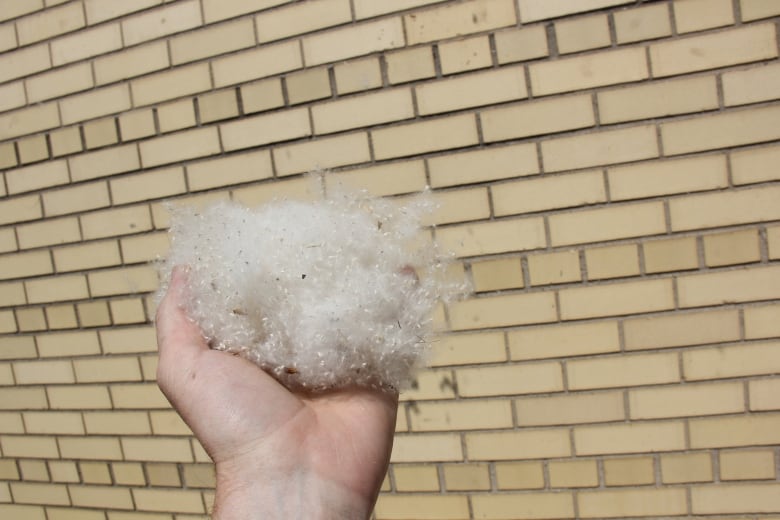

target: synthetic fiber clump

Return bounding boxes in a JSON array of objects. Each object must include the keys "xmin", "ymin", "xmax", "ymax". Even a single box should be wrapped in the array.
[{"xmin": 158, "ymin": 188, "xmax": 461, "ymax": 391}]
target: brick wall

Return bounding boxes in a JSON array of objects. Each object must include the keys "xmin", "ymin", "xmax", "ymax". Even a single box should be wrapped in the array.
[{"xmin": 0, "ymin": 0, "xmax": 779, "ymax": 518}]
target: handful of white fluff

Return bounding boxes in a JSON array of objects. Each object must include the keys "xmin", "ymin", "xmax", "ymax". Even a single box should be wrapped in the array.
[{"xmin": 158, "ymin": 189, "xmax": 458, "ymax": 391}]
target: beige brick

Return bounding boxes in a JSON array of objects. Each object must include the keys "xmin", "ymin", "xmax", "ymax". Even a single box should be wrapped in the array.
[
  {"xmin": 579, "ymin": 488, "xmax": 686, "ymax": 517},
  {"xmin": 398, "ymin": 370, "xmax": 453, "ymax": 403},
  {"xmin": 429, "ymin": 331, "xmax": 506, "ymax": 367},
  {"xmin": 131, "ymin": 64, "xmax": 211, "ymax": 107},
  {"xmin": 0, "ymin": 387, "xmax": 47, "ymax": 410},
  {"xmin": 122, "ymin": 437, "xmax": 194, "ymax": 463},
  {"xmin": 17, "ymin": 135, "xmax": 49, "ymax": 164},
  {"xmin": 195, "ymin": 91, "xmax": 236, "ymax": 125},
  {"xmin": 23, "ymin": 411, "xmax": 84, "ymax": 435},
  {"xmin": 94, "ymin": 41, "xmax": 170, "ymax": 86},
  {"xmin": 703, "ymin": 229, "xmax": 760, "ymax": 267},
  {"xmin": 324, "ymin": 161, "xmax": 427, "ymax": 197},
  {"xmin": 661, "ymin": 452, "xmax": 712, "ymax": 483},
  {"xmin": 470, "ymin": 257, "xmax": 523, "ymax": 292},
  {"xmin": 141, "ymin": 129, "xmax": 219, "ymax": 169},
  {"xmin": 220, "ymin": 108, "xmax": 310, "ymax": 152},
  {"xmin": 60, "ymin": 84, "xmax": 131, "ymax": 125},
  {"xmin": 0, "ymin": 336, "xmax": 36, "ymax": 359},
  {"xmin": 390, "ymin": 434, "xmax": 461, "ymax": 462},
  {"xmin": 112, "ymin": 462, "xmax": 146, "ymax": 486},
  {"xmin": 9, "ymin": 482, "xmax": 69, "ymax": 505},
  {"xmin": 510, "ymin": 321, "xmax": 619, "ymax": 361},
  {"xmin": 17, "ymin": 217, "xmax": 82, "ymax": 249},
  {"xmin": 741, "ymin": 0, "xmax": 780, "ymax": 20},
  {"xmin": 334, "ymin": 57, "xmax": 383, "ymax": 95},
  {"xmin": 69, "ymin": 485, "xmax": 133, "ymax": 510},
  {"xmin": 74, "ymin": 357, "xmax": 142, "ymax": 383},
  {"xmin": 483, "ymin": 93, "xmax": 593, "ymax": 143},
  {"xmin": 50, "ymin": 23, "xmax": 123, "ymax": 66},
  {"xmin": 429, "ymin": 143, "xmax": 538, "ymax": 188},
  {"xmin": 110, "ymin": 384, "xmax": 169, "ymax": 410},
  {"xmin": 202, "ymin": 0, "xmax": 289, "ymax": 23},
  {"xmin": 257, "ymin": 0, "xmax": 351, "ymax": 43},
  {"xmin": 393, "ymin": 464, "xmax": 439, "ymax": 492},
  {"xmin": 374, "ymin": 114, "xmax": 478, "ymax": 160},
  {"xmin": 26, "ymin": 274, "xmax": 89, "ymax": 304},
  {"xmin": 81, "ymin": 205, "xmax": 152, "ymax": 240},
  {"xmin": 157, "ymin": 99, "xmax": 196, "ymax": 133},
  {"xmin": 630, "ymin": 381, "xmax": 744, "ymax": 420},
  {"xmin": 609, "ymin": 155, "xmax": 728, "ymax": 202},
  {"xmin": 692, "ymin": 483, "xmax": 780, "ymax": 514},
  {"xmin": 0, "ymin": 104, "xmax": 60, "ymax": 141},
  {"xmin": 679, "ymin": 264, "xmax": 780, "ymax": 308},
  {"xmin": 14, "ymin": 359, "xmax": 74, "ymax": 384},
  {"xmin": 53, "ymin": 239, "xmax": 120, "ymax": 272},
  {"xmin": 664, "ymin": 105, "xmax": 780, "ymax": 156},
  {"xmin": 643, "ymin": 236, "xmax": 697, "ymax": 273},
  {"xmin": 474, "ymin": 493, "xmax": 576, "ymax": 519},
  {"xmin": 186, "ymin": 150, "xmax": 270, "ymax": 192},
  {"xmin": 0, "ymin": 22, "xmax": 15, "ymax": 53},
  {"xmin": 182, "ymin": 463, "xmax": 216, "ymax": 489},
  {"xmin": 47, "ymin": 385, "xmax": 111, "ymax": 409},
  {"xmin": 450, "ymin": 290, "xmax": 557, "ymax": 330},
  {"xmin": 240, "ymin": 78, "xmax": 284, "ymax": 115},
  {"xmin": 746, "ymin": 303, "xmax": 780, "ymax": 340},
  {"xmin": 684, "ymin": 340, "xmax": 780, "ymax": 382},
  {"xmin": 0, "ymin": 0, "xmax": 43, "ymax": 21},
  {"xmin": 49, "ymin": 461, "xmax": 79, "ymax": 483},
  {"xmin": 405, "ymin": 0, "xmax": 515, "ymax": 45},
  {"xmin": 519, "ymin": 0, "xmax": 631, "ymax": 22},
  {"xmin": 575, "ymin": 421, "xmax": 686, "ymax": 455},
  {"xmin": 456, "ymin": 362, "xmax": 563, "ymax": 397},
  {"xmin": 556, "ymin": 14, "xmax": 610, "ymax": 54},
  {"xmin": 152, "ymin": 191, "xmax": 229, "ymax": 228},
  {"xmin": 614, "ymin": 3, "xmax": 671, "ymax": 43},
  {"xmin": 26, "ymin": 62, "xmax": 93, "ymax": 103},
  {"xmin": 0, "ymin": 82, "xmax": 25, "ymax": 114},
  {"xmin": 466, "ymin": 429, "xmax": 571, "ymax": 460},
  {"xmin": 37, "ymin": 330, "xmax": 101, "ymax": 358},
  {"xmin": 273, "ymin": 133, "xmax": 370, "ymax": 176},
  {"xmin": 122, "ymin": 0, "xmax": 201, "ymax": 46},
  {"xmin": 16, "ymin": 308, "xmax": 46, "ymax": 332},
  {"xmin": 0, "ymin": 43, "xmax": 51, "ymax": 84},
  {"xmin": 625, "ymin": 309, "xmax": 740, "ymax": 351},
  {"xmin": 84, "ymin": 411, "xmax": 151, "ymax": 435},
  {"xmin": 442, "ymin": 463, "xmax": 489, "ymax": 491},
  {"xmin": 651, "ymin": 23, "xmax": 777, "ymax": 77},
  {"xmin": 284, "ymin": 68, "xmax": 330, "ymax": 106},
  {"xmin": 48, "ymin": 128, "xmax": 79, "ymax": 158},
  {"xmin": 439, "ymin": 35, "xmax": 491, "ymax": 75},
  {"xmin": 99, "ymin": 326, "xmax": 156, "ymax": 355},
  {"xmin": 0, "ymin": 250, "xmax": 52, "ymax": 280},
  {"xmin": 530, "ymin": 47, "xmax": 647, "ymax": 96},
  {"xmin": 543, "ymin": 125, "xmax": 658, "ymax": 173},
  {"xmin": 495, "ymin": 25, "xmax": 549, "ymax": 64},
  {"xmin": 43, "ymin": 182, "xmax": 110, "ymax": 218},
  {"xmin": 212, "ymin": 41, "xmax": 302, "ymax": 88},
  {"xmin": 18, "ymin": 459, "xmax": 47, "ymax": 480},
  {"xmin": 45, "ymin": 304, "xmax": 78, "ymax": 330},
  {"xmin": 410, "ymin": 399, "xmax": 512, "ymax": 431},
  {"xmin": 429, "ymin": 188, "xmax": 490, "ymax": 225},
  {"xmin": 494, "ymin": 169, "xmax": 605, "ymax": 217},
  {"xmin": 495, "ymin": 461, "xmax": 544, "ymax": 490},
  {"xmin": 721, "ymin": 449, "xmax": 775, "ymax": 480},
  {"xmin": 110, "ymin": 298, "xmax": 146, "ymax": 325},
  {"xmin": 304, "ymin": 17, "xmax": 405, "ymax": 66},
  {"xmin": 386, "ymin": 46, "xmax": 436, "ymax": 85},
  {"xmin": 83, "ymin": 118, "xmax": 119, "ymax": 149},
  {"xmin": 568, "ymin": 351, "xmax": 679, "ymax": 390},
  {"xmin": 353, "ymin": 0, "xmax": 447, "ymax": 18},
  {"xmin": 724, "ymin": 62, "xmax": 780, "ymax": 108},
  {"xmin": 111, "ymin": 168, "xmax": 186, "ymax": 206},
  {"xmin": 375, "ymin": 495, "xmax": 469, "ymax": 520},
  {"xmin": 88, "ymin": 265, "xmax": 157, "ymax": 297},
  {"xmin": 171, "ymin": 18, "xmax": 254, "ymax": 65},
  {"xmin": 79, "ymin": 462, "xmax": 112, "ymax": 485},
  {"xmin": 119, "ymin": 233, "xmax": 169, "ymax": 266},
  {"xmin": 516, "ymin": 391, "xmax": 624, "ymax": 426},
  {"xmin": 525, "ymin": 250, "xmax": 580, "ymax": 286},
  {"xmin": 0, "ymin": 195, "xmax": 43, "ymax": 226},
  {"xmin": 550, "ymin": 201, "xmax": 666, "ymax": 246},
  {"xmin": 314, "ymin": 89, "xmax": 413, "ymax": 134},
  {"xmin": 59, "ymin": 437, "xmax": 122, "ymax": 460},
  {"xmin": 146, "ymin": 462, "xmax": 182, "ymax": 487},
  {"xmin": 0, "ymin": 228, "xmax": 15, "ymax": 254},
  {"xmin": 17, "ymin": 2, "xmax": 84, "ymax": 45},
  {"xmin": 585, "ymin": 244, "xmax": 639, "ymax": 280},
  {"xmin": 675, "ymin": 0, "xmax": 734, "ymax": 33},
  {"xmin": 732, "ymin": 143, "xmax": 780, "ymax": 185},
  {"xmin": 75, "ymin": 301, "xmax": 110, "ymax": 328},
  {"xmin": 750, "ymin": 378, "xmax": 780, "ymax": 411},
  {"xmin": 549, "ymin": 459, "xmax": 599, "ymax": 488},
  {"xmin": 84, "ymin": 0, "xmax": 161, "ymax": 23}
]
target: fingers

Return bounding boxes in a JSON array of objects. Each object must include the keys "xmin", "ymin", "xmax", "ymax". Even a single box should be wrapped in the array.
[{"xmin": 156, "ymin": 266, "xmax": 208, "ymax": 365}]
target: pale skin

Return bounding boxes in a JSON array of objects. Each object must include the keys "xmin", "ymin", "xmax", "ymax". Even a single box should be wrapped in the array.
[{"xmin": 155, "ymin": 268, "xmax": 398, "ymax": 519}]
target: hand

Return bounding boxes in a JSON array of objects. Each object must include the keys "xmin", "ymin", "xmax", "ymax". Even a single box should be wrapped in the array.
[{"xmin": 155, "ymin": 267, "xmax": 399, "ymax": 519}]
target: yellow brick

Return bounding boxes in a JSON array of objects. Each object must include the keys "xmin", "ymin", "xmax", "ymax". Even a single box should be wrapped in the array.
[
  {"xmin": 494, "ymin": 169, "xmax": 605, "ymax": 216},
  {"xmin": 467, "ymin": 429, "xmax": 571, "ymax": 460},
  {"xmin": 391, "ymin": 434, "xmax": 463, "ymax": 462},
  {"xmin": 643, "ymin": 236, "xmax": 697, "ymax": 273},
  {"xmin": 552, "ymin": 201, "xmax": 666, "ymax": 247},
  {"xmin": 0, "ymin": 311, "xmax": 16, "ymax": 334},
  {"xmin": 437, "ymin": 217, "xmax": 546, "ymax": 259},
  {"xmin": 549, "ymin": 459, "xmax": 599, "ymax": 488},
  {"xmin": 750, "ymin": 378, "xmax": 780, "ymax": 411},
  {"xmin": 732, "ymin": 143, "xmax": 780, "ymax": 186},
  {"xmin": 401, "ymin": 370, "xmax": 456, "ymax": 402},
  {"xmin": 99, "ymin": 326, "xmax": 156, "ymax": 355},
  {"xmin": 313, "ymin": 89, "xmax": 413, "ymax": 134},
  {"xmin": 84, "ymin": 411, "xmax": 151, "ymax": 435},
  {"xmin": 36, "ymin": 330, "xmax": 101, "ymax": 357},
  {"xmin": 69, "ymin": 485, "xmax": 133, "ymax": 510},
  {"xmin": 724, "ymin": 62, "xmax": 780, "ymax": 108},
  {"xmin": 26, "ymin": 62, "xmax": 93, "ymax": 103},
  {"xmin": 220, "ymin": 108, "xmax": 310, "ymax": 152},
  {"xmin": 0, "ymin": 43, "xmax": 50, "ymax": 84},
  {"xmin": 624, "ymin": 309, "xmax": 739, "ymax": 351},
  {"xmin": 579, "ymin": 488, "xmax": 686, "ymax": 517},
  {"xmin": 324, "ymin": 161, "xmax": 427, "ymax": 197},
  {"xmin": 18, "ymin": 459, "xmax": 48, "ymax": 481},
  {"xmin": 0, "ymin": 387, "xmax": 47, "ymax": 410},
  {"xmin": 273, "ymin": 133, "xmax": 371, "ymax": 176},
  {"xmin": 112, "ymin": 462, "xmax": 146, "ymax": 486},
  {"xmin": 17, "ymin": 217, "xmax": 82, "ymax": 249},
  {"xmin": 585, "ymin": 244, "xmax": 639, "ymax": 280},
  {"xmin": 494, "ymin": 461, "xmax": 544, "ymax": 489},
  {"xmin": 69, "ymin": 143, "xmax": 139, "ymax": 183},
  {"xmin": 721, "ymin": 449, "xmax": 775, "ymax": 480},
  {"xmin": 120, "ymin": 233, "xmax": 170, "ymax": 265},
  {"xmin": 49, "ymin": 461, "xmax": 79, "ymax": 483},
  {"xmin": 630, "ymin": 381, "xmax": 744, "ymax": 420},
  {"xmin": 0, "ymin": 82, "xmax": 25, "ymax": 113},
  {"xmin": 185, "ymin": 150, "xmax": 269, "ymax": 192},
  {"xmin": 0, "ymin": 458, "xmax": 20, "ymax": 479},
  {"xmin": 110, "ymin": 298, "xmax": 146, "ymax": 325},
  {"xmin": 674, "ymin": 0, "xmax": 734, "ymax": 33},
  {"xmin": 525, "ymin": 250, "xmax": 580, "ymax": 286},
  {"xmin": 122, "ymin": 0, "xmax": 201, "ymax": 46},
  {"xmin": 195, "ymin": 91, "xmax": 237, "ymax": 125},
  {"xmin": 0, "ymin": 104, "xmax": 60, "ymax": 141},
  {"xmin": 111, "ymin": 168, "xmax": 186, "ymax": 206},
  {"xmin": 83, "ymin": 118, "xmax": 119, "ymax": 150},
  {"xmin": 212, "ymin": 41, "xmax": 302, "ymax": 88},
  {"xmin": 410, "ymin": 400, "xmax": 512, "ymax": 431},
  {"xmin": 111, "ymin": 384, "xmax": 169, "ymax": 409},
  {"xmin": 0, "ymin": 505, "xmax": 46, "ymax": 519},
  {"xmin": 133, "ymin": 65, "xmax": 212, "ymax": 108},
  {"xmin": 405, "ymin": 0, "xmax": 515, "ymax": 45},
  {"xmin": 428, "ymin": 143, "xmax": 539, "ymax": 188},
  {"xmin": 0, "ymin": 195, "xmax": 43, "ymax": 227},
  {"xmin": 116, "ymin": 111, "xmax": 153, "ymax": 142},
  {"xmin": 443, "ymin": 463, "xmax": 490, "ymax": 491},
  {"xmin": 256, "ymin": 0, "xmax": 351, "ymax": 43},
  {"xmin": 17, "ymin": 2, "xmax": 84, "ymax": 45},
  {"xmin": 470, "ymin": 257, "xmax": 523, "ymax": 292},
  {"xmin": 170, "ymin": 18, "xmax": 254, "ymax": 65},
  {"xmin": 16, "ymin": 308, "xmax": 46, "ymax": 332},
  {"xmin": 542, "ymin": 125, "xmax": 659, "ymax": 173},
  {"xmin": 202, "ymin": 0, "xmax": 289, "ymax": 22},
  {"xmin": 495, "ymin": 25, "xmax": 548, "ymax": 64},
  {"xmin": 83, "ymin": 0, "xmax": 160, "ymax": 23},
  {"xmin": 556, "ymin": 14, "xmax": 610, "ymax": 54},
  {"xmin": 0, "ymin": 250, "xmax": 52, "ymax": 280},
  {"xmin": 283, "ymin": 68, "xmax": 329, "ymax": 106},
  {"xmin": 693, "ymin": 483, "xmax": 780, "ymax": 514},
  {"xmin": 386, "ymin": 46, "xmax": 436, "ymax": 85},
  {"xmin": 17, "ymin": 135, "xmax": 49, "ymax": 164},
  {"xmin": 0, "ymin": 435, "xmax": 59, "ymax": 458},
  {"xmin": 575, "ymin": 421, "xmax": 686, "ymax": 455},
  {"xmin": 25, "ymin": 274, "xmax": 88, "ymax": 304},
  {"xmin": 374, "ymin": 495, "xmax": 469, "ymax": 520},
  {"xmin": 14, "ymin": 359, "xmax": 74, "ymax": 384},
  {"xmin": 429, "ymin": 332, "xmax": 506, "ymax": 367},
  {"xmin": 741, "ymin": 0, "xmax": 780, "ymax": 20},
  {"xmin": 50, "ymin": 23, "xmax": 123, "ymax": 66},
  {"xmin": 74, "ymin": 357, "xmax": 142, "ymax": 383},
  {"xmin": 651, "ymin": 23, "xmax": 777, "ymax": 77},
  {"xmin": 47, "ymin": 385, "xmax": 111, "ymax": 409},
  {"xmin": 60, "ymin": 84, "xmax": 131, "ymax": 126},
  {"xmin": 88, "ymin": 265, "xmax": 158, "ymax": 298},
  {"xmin": 684, "ymin": 340, "xmax": 780, "ymax": 382},
  {"xmin": 568, "ymin": 351, "xmax": 679, "ymax": 390},
  {"xmin": 182, "ymin": 464, "xmax": 215, "ymax": 488},
  {"xmin": 703, "ymin": 229, "xmax": 760, "ymax": 267},
  {"xmin": 516, "ymin": 391, "xmax": 624, "ymax": 426},
  {"xmin": 79, "ymin": 462, "xmax": 112, "ymax": 485},
  {"xmin": 45, "ymin": 304, "xmax": 78, "ymax": 330},
  {"xmin": 23, "ymin": 411, "xmax": 84, "ymax": 435},
  {"xmin": 239, "ymin": 78, "xmax": 284, "ymax": 115},
  {"xmin": 456, "ymin": 362, "xmax": 563, "ymax": 397},
  {"xmin": 353, "ymin": 0, "xmax": 447, "ymax": 18},
  {"xmin": 439, "ymin": 35, "xmax": 491, "ymax": 75},
  {"xmin": 614, "ymin": 3, "xmax": 672, "ymax": 43},
  {"xmin": 661, "ymin": 452, "xmax": 712, "ymax": 484},
  {"xmin": 519, "ymin": 0, "xmax": 631, "ymax": 21},
  {"xmin": 560, "ymin": 278, "xmax": 674, "ymax": 320},
  {"xmin": 393, "ymin": 464, "xmax": 439, "ymax": 492},
  {"xmin": 472, "ymin": 493, "xmax": 575, "ymax": 519},
  {"xmin": 0, "ymin": 0, "xmax": 43, "ymax": 21},
  {"xmin": 42, "ymin": 182, "xmax": 110, "ymax": 218},
  {"xmin": 122, "ymin": 437, "xmax": 193, "ymax": 463},
  {"xmin": 509, "ymin": 320, "xmax": 619, "ymax": 361},
  {"xmin": 81, "ymin": 205, "xmax": 152, "ymax": 240},
  {"xmin": 146, "ymin": 463, "xmax": 181, "ymax": 487},
  {"xmin": 9, "ymin": 482, "xmax": 69, "ymax": 506},
  {"xmin": 0, "ymin": 363, "xmax": 12, "ymax": 384},
  {"xmin": 52, "ymin": 240, "xmax": 121, "ymax": 273},
  {"xmin": 157, "ymin": 99, "xmax": 196, "ymax": 133},
  {"xmin": 450, "ymin": 291, "xmax": 557, "ymax": 330},
  {"xmin": 680, "ymin": 264, "xmax": 780, "ymax": 308},
  {"xmin": 375, "ymin": 113, "xmax": 479, "ymax": 160},
  {"xmin": 484, "ymin": 93, "xmax": 594, "ymax": 143},
  {"xmin": 76, "ymin": 301, "xmax": 111, "ymax": 328},
  {"xmin": 94, "ymin": 41, "xmax": 170, "ymax": 86},
  {"xmin": 610, "ymin": 155, "xmax": 728, "ymax": 202},
  {"xmin": 58, "ymin": 437, "xmax": 123, "ymax": 460}
]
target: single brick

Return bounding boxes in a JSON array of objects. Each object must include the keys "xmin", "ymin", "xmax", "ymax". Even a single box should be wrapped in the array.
[
  {"xmin": 578, "ymin": 488, "xmax": 686, "ymax": 517},
  {"xmin": 13, "ymin": 359, "xmax": 74, "ymax": 385},
  {"xmin": 650, "ymin": 23, "xmax": 777, "ymax": 77},
  {"xmin": 16, "ymin": 2, "xmax": 84, "ymax": 45},
  {"xmin": 187, "ymin": 150, "xmax": 272, "ymax": 192},
  {"xmin": 69, "ymin": 485, "xmax": 133, "ymax": 510},
  {"xmin": 661, "ymin": 452, "xmax": 712, "ymax": 484},
  {"xmin": 83, "ymin": 0, "xmax": 161, "ymax": 24},
  {"xmin": 88, "ymin": 265, "xmax": 158, "ymax": 297},
  {"xmin": 689, "ymin": 414, "xmax": 780, "ymax": 449},
  {"xmin": 23, "ymin": 411, "xmax": 84, "ymax": 435},
  {"xmin": 26, "ymin": 274, "xmax": 89, "ymax": 304},
  {"xmin": 603, "ymin": 457, "xmax": 656, "ymax": 486},
  {"xmin": 470, "ymin": 257, "xmax": 524, "ymax": 292},
  {"xmin": 608, "ymin": 154, "xmax": 727, "ymax": 201},
  {"xmin": 409, "ymin": 399, "xmax": 512, "ymax": 431},
  {"xmin": 43, "ymin": 182, "xmax": 110, "ymax": 217},
  {"xmin": 574, "ymin": 421, "xmax": 686, "ymax": 455},
  {"xmin": 723, "ymin": 62, "xmax": 780, "ymax": 107},
  {"xmin": 466, "ymin": 429, "xmax": 571, "ymax": 460},
  {"xmin": 745, "ymin": 303, "xmax": 780, "ymax": 340},
  {"xmin": 111, "ymin": 383, "xmax": 169, "ymax": 409},
  {"xmin": 741, "ymin": 0, "xmax": 780, "ymax": 20},
  {"xmin": 304, "ymin": 17, "xmax": 404, "ymax": 66},
  {"xmin": 494, "ymin": 25, "xmax": 549, "ymax": 64},
  {"xmin": 16, "ymin": 308, "xmax": 46, "ymax": 332},
  {"xmin": 111, "ymin": 167, "xmax": 186, "ymax": 204},
  {"xmin": 526, "ymin": 249, "xmax": 581, "ymax": 286},
  {"xmin": 312, "ymin": 89, "xmax": 414, "ymax": 134},
  {"xmin": 241, "ymin": 78, "xmax": 285, "ymax": 114},
  {"xmin": 76, "ymin": 301, "xmax": 111, "ymax": 328},
  {"xmin": 121, "ymin": 0, "xmax": 201, "ymax": 46},
  {"xmin": 79, "ymin": 462, "xmax": 112, "ymax": 485},
  {"xmin": 516, "ymin": 391, "xmax": 624, "ymax": 426},
  {"xmin": 353, "ymin": 0, "xmax": 447, "ymax": 19},
  {"xmin": 94, "ymin": 41, "xmax": 169, "ymax": 85},
  {"xmin": 140, "ymin": 128, "xmax": 220, "ymax": 168},
  {"xmin": 624, "ymin": 309, "xmax": 740, "ymax": 351},
  {"xmin": 0, "ymin": 195, "xmax": 42, "ymax": 225},
  {"xmin": 683, "ymin": 340, "xmax": 780, "ymax": 381},
  {"xmin": 49, "ymin": 461, "xmax": 79, "ymax": 483},
  {"xmin": 486, "ymin": 91, "xmax": 595, "ymax": 142},
  {"xmin": 0, "ymin": 336, "xmax": 36, "ymax": 360},
  {"xmin": 629, "ymin": 381, "xmax": 744, "ymax": 419},
  {"xmin": 256, "ymin": 0, "xmax": 351, "ymax": 43},
  {"xmin": 157, "ymin": 99, "xmax": 196, "ymax": 133},
  {"xmin": 693, "ymin": 483, "xmax": 780, "ymax": 514},
  {"xmin": 171, "ymin": 18, "xmax": 255, "ymax": 65},
  {"xmin": 83, "ymin": 118, "xmax": 119, "ymax": 149},
  {"xmin": 429, "ymin": 331, "xmax": 507, "ymax": 367},
  {"xmin": 495, "ymin": 461, "xmax": 544, "ymax": 490},
  {"xmin": 555, "ymin": 14, "xmax": 610, "ymax": 54},
  {"xmin": 518, "ymin": 0, "xmax": 631, "ymax": 22},
  {"xmin": 36, "ymin": 330, "xmax": 101, "ymax": 358},
  {"xmin": 17, "ymin": 217, "xmax": 81, "ymax": 249},
  {"xmin": 549, "ymin": 459, "xmax": 599, "ymax": 488},
  {"xmin": 567, "ymin": 351, "xmax": 679, "ymax": 390},
  {"xmin": 401, "ymin": 370, "xmax": 456, "ymax": 402},
  {"xmin": 429, "ymin": 188, "xmax": 490, "ymax": 225},
  {"xmin": 492, "ymin": 169, "xmax": 605, "ymax": 216},
  {"xmin": 509, "ymin": 320, "xmax": 619, "ymax": 361},
  {"xmin": 59, "ymin": 437, "xmax": 122, "ymax": 460},
  {"xmin": 0, "ymin": 83, "xmax": 24, "ymax": 115},
  {"xmin": 643, "ymin": 236, "xmax": 698, "ymax": 273},
  {"xmin": 674, "ymin": 0, "xmax": 734, "ymax": 34},
  {"xmin": 273, "ymin": 133, "xmax": 371, "ymax": 176},
  {"xmin": 428, "ymin": 143, "xmax": 539, "ymax": 188},
  {"xmin": 390, "ymin": 434, "xmax": 463, "ymax": 463},
  {"xmin": 678, "ymin": 265, "xmax": 780, "ymax": 307},
  {"xmin": 0, "ymin": 104, "xmax": 60, "ymax": 141},
  {"xmin": 110, "ymin": 298, "xmax": 147, "ymax": 325},
  {"xmin": 220, "ymin": 108, "xmax": 311, "ymax": 152},
  {"xmin": 25, "ymin": 62, "xmax": 93, "ymax": 103},
  {"xmin": 50, "ymin": 23, "xmax": 122, "ymax": 66},
  {"xmin": 456, "ymin": 362, "xmax": 563, "ymax": 397},
  {"xmin": 438, "ymin": 35, "xmax": 492, "ymax": 75},
  {"xmin": 472, "ymin": 493, "xmax": 574, "ymax": 519},
  {"xmin": 6, "ymin": 160, "xmax": 69, "ymax": 196},
  {"xmin": 47, "ymin": 385, "xmax": 111, "ymax": 409},
  {"xmin": 0, "ymin": 388, "xmax": 47, "ymax": 410},
  {"xmin": 549, "ymin": 201, "xmax": 666, "ymax": 247},
  {"xmin": 375, "ymin": 495, "xmax": 469, "ymax": 520},
  {"xmin": 750, "ymin": 378, "xmax": 780, "ymax": 411},
  {"xmin": 286, "ymin": 68, "xmax": 331, "ymax": 105},
  {"xmin": 450, "ymin": 291, "xmax": 556, "ymax": 330},
  {"xmin": 720, "ymin": 449, "xmax": 775, "ymax": 480},
  {"xmin": 438, "ymin": 217, "xmax": 546, "ymax": 258},
  {"xmin": 703, "ymin": 229, "xmax": 760, "ymax": 267},
  {"xmin": 60, "ymin": 84, "xmax": 131, "ymax": 125},
  {"xmin": 99, "ymin": 326, "xmax": 156, "ymax": 355},
  {"xmin": 0, "ymin": 44, "xmax": 51, "ymax": 84},
  {"xmin": 585, "ymin": 244, "xmax": 639, "ymax": 280},
  {"xmin": 324, "ymin": 161, "xmax": 427, "ymax": 197},
  {"xmin": 45, "ymin": 304, "xmax": 78, "ymax": 330},
  {"xmin": 732, "ymin": 143, "xmax": 780, "ymax": 185},
  {"xmin": 333, "ymin": 57, "xmax": 383, "ymax": 95},
  {"xmin": 613, "ymin": 3, "xmax": 671, "ymax": 44},
  {"xmin": 443, "ymin": 463, "xmax": 490, "ymax": 491},
  {"xmin": 131, "ymin": 63, "xmax": 211, "ymax": 107},
  {"xmin": 84, "ymin": 411, "xmax": 151, "ymax": 435},
  {"xmin": 386, "ymin": 46, "xmax": 436, "ymax": 85},
  {"xmin": 17, "ymin": 135, "xmax": 49, "ymax": 164},
  {"xmin": 81, "ymin": 205, "xmax": 152, "ymax": 240},
  {"xmin": 529, "ymin": 47, "xmax": 647, "ymax": 96},
  {"xmin": 405, "ymin": 0, "xmax": 516, "ymax": 45},
  {"xmin": 374, "ymin": 114, "xmax": 478, "ymax": 160}
]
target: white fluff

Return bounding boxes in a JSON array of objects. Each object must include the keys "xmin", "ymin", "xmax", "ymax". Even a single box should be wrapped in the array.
[{"xmin": 157, "ymin": 187, "xmax": 461, "ymax": 391}]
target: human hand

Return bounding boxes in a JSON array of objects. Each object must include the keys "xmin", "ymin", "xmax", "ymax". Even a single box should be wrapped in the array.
[{"xmin": 155, "ymin": 267, "xmax": 399, "ymax": 519}]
